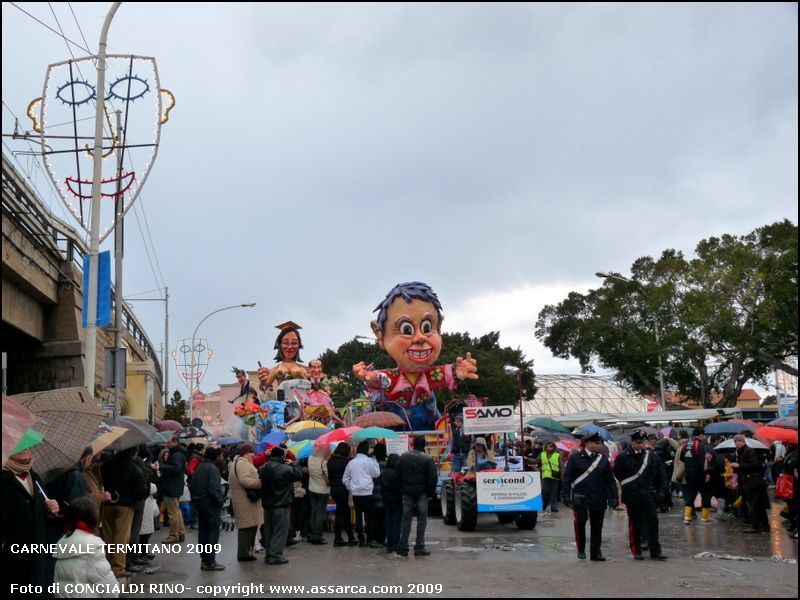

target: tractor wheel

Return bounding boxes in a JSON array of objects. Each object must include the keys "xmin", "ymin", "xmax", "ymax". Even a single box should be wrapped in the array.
[
  {"xmin": 515, "ymin": 511, "xmax": 538, "ymax": 530},
  {"xmin": 456, "ymin": 483, "xmax": 478, "ymax": 532},
  {"xmin": 441, "ymin": 479, "xmax": 456, "ymax": 525},
  {"xmin": 496, "ymin": 512, "xmax": 516, "ymax": 524}
]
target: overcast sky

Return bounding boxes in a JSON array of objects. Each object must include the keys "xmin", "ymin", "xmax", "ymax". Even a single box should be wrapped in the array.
[{"xmin": 2, "ymin": 3, "xmax": 797, "ymax": 397}]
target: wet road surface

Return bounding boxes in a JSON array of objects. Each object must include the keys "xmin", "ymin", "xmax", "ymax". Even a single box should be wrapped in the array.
[{"xmin": 122, "ymin": 500, "xmax": 797, "ymax": 598}]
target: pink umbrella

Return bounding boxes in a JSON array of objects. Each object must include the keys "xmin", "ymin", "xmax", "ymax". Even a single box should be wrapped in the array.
[
  {"xmin": 556, "ymin": 439, "xmax": 580, "ymax": 452},
  {"xmin": 314, "ymin": 426, "xmax": 362, "ymax": 448},
  {"xmin": 2, "ymin": 394, "xmax": 37, "ymax": 466}
]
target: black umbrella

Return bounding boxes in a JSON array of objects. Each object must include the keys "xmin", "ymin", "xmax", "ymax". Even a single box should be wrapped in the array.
[
  {"xmin": 291, "ymin": 428, "xmax": 327, "ymax": 442},
  {"xmin": 112, "ymin": 416, "xmax": 158, "ymax": 450}
]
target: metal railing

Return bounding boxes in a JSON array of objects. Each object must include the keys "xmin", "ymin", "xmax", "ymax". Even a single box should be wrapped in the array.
[{"xmin": 2, "ymin": 152, "xmax": 163, "ymax": 387}]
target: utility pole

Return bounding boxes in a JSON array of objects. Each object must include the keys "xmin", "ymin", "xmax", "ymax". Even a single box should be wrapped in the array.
[
  {"xmin": 112, "ymin": 110, "xmax": 124, "ymax": 421},
  {"xmin": 84, "ymin": 2, "xmax": 122, "ymax": 395}
]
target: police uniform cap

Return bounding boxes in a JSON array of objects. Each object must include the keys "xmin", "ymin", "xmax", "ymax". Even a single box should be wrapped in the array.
[
  {"xmin": 630, "ymin": 429, "xmax": 648, "ymax": 442},
  {"xmin": 583, "ymin": 431, "xmax": 602, "ymax": 443}
]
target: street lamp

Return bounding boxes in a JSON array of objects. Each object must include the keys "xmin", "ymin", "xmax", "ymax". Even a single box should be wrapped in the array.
[
  {"xmin": 595, "ymin": 272, "xmax": 667, "ymax": 411},
  {"xmin": 187, "ymin": 302, "xmax": 257, "ymax": 419},
  {"xmin": 504, "ymin": 365, "xmax": 526, "ymax": 442}
]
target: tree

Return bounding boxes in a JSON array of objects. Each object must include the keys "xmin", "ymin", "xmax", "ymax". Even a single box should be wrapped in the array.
[
  {"xmin": 536, "ymin": 221, "xmax": 798, "ymax": 408},
  {"xmin": 163, "ymin": 390, "xmax": 189, "ymax": 426},
  {"xmin": 316, "ymin": 332, "xmax": 535, "ymax": 408}
]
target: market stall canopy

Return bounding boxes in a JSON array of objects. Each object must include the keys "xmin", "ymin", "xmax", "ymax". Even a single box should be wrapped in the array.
[{"xmin": 596, "ymin": 408, "xmax": 741, "ymax": 425}]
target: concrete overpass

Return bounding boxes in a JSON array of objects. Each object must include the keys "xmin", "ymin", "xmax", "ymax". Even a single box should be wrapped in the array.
[{"xmin": 2, "ymin": 153, "xmax": 164, "ymax": 422}]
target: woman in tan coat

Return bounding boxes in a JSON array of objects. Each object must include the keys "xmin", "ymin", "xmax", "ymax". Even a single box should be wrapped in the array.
[{"xmin": 229, "ymin": 444, "xmax": 264, "ymax": 561}]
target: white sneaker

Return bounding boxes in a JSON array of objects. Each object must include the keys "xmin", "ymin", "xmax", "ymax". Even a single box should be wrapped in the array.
[
  {"xmin": 387, "ymin": 552, "xmax": 403, "ymax": 559},
  {"xmin": 254, "ymin": 542, "xmax": 264, "ymax": 553}
]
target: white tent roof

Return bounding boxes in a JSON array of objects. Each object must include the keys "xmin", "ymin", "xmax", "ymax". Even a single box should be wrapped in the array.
[{"xmin": 523, "ymin": 375, "xmax": 649, "ymax": 417}]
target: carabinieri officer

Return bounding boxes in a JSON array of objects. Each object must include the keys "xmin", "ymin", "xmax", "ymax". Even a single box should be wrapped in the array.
[
  {"xmin": 562, "ymin": 431, "xmax": 617, "ymax": 561},
  {"xmin": 613, "ymin": 428, "xmax": 669, "ymax": 561}
]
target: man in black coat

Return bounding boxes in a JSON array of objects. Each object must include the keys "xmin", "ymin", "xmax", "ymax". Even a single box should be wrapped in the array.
[
  {"xmin": 562, "ymin": 432, "xmax": 617, "ymax": 561},
  {"xmin": 613, "ymin": 429, "xmax": 669, "ymax": 561},
  {"xmin": 159, "ymin": 435, "xmax": 187, "ymax": 543},
  {"xmin": 189, "ymin": 447, "xmax": 225, "ymax": 570},
  {"xmin": 396, "ymin": 436, "xmax": 437, "ymax": 557},
  {"xmin": 260, "ymin": 446, "xmax": 303, "ymax": 565},
  {"xmin": 2, "ymin": 450, "xmax": 60, "ymax": 596},
  {"xmin": 731, "ymin": 434, "xmax": 770, "ymax": 533},
  {"xmin": 101, "ymin": 446, "xmax": 149, "ymax": 577}
]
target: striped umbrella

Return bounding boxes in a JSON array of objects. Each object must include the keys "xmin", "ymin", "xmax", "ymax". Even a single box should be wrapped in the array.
[
  {"xmin": 287, "ymin": 440, "xmax": 314, "ymax": 459},
  {"xmin": 11, "ymin": 388, "xmax": 104, "ymax": 482}
]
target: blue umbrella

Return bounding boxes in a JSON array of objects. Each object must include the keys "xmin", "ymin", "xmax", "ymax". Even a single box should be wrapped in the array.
[
  {"xmin": 217, "ymin": 436, "xmax": 243, "ymax": 446},
  {"xmin": 704, "ymin": 422, "xmax": 751, "ymax": 435},
  {"xmin": 261, "ymin": 430, "xmax": 288, "ymax": 446},
  {"xmin": 576, "ymin": 424, "xmax": 614, "ymax": 442}
]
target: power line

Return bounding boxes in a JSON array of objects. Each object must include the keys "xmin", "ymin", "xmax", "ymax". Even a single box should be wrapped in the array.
[
  {"xmin": 8, "ymin": 2, "xmax": 91, "ymax": 55},
  {"xmin": 67, "ymin": 2, "xmax": 92, "ymax": 60},
  {"xmin": 131, "ymin": 201, "xmax": 165, "ymax": 291},
  {"xmin": 138, "ymin": 193, "xmax": 167, "ymax": 287}
]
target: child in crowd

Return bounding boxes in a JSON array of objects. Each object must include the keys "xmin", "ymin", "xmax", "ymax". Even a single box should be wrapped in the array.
[{"xmin": 52, "ymin": 496, "xmax": 119, "ymax": 596}]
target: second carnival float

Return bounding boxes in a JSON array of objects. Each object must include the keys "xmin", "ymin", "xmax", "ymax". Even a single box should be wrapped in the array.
[{"xmin": 185, "ymin": 282, "xmax": 480, "ymax": 454}]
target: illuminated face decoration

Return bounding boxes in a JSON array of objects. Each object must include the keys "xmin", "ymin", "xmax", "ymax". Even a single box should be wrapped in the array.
[
  {"xmin": 30, "ymin": 55, "xmax": 174, "ymax": 241},
  {"xmin": 172, "ymin": 338, "xmax": 213, "ymax": 390},
  {"xmin": 372, "ymin": 282, "xmax": 444, "ymax": 375}
]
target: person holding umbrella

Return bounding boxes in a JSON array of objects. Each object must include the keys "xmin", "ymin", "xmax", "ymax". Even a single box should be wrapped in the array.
[
  {"xmin": 730, "ymin": 434, "xmax": 771, "ymax": 533},
  {"xmin": 2, "ymin": 449, "xmax": 60, "ymax": 595}
]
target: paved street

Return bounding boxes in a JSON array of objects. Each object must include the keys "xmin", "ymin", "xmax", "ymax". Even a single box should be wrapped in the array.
[{"xmin": 122, "ymin": 500, "xmax": 797, "ymax": 598}]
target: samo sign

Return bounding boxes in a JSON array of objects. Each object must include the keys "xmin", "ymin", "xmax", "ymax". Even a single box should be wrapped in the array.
[
  {"xmin": 477, "ymin": 471, "xmax": 542, "ymax": 512},
  {"xmin": 463, "ymin": 405, "xmax": 517, "ymax": 435}
]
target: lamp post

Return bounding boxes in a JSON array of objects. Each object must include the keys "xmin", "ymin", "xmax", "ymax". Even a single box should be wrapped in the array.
[
  {"xmin": 595, "ymin": 272, "xmax": 667, "ymax": 411},
  {"xmin": 124, "ymin": 287, "xmax": 169, "ymax": 410},
  {"xmin": 187, "ymin": 302, "xmax": 256, "ymax": 419}
]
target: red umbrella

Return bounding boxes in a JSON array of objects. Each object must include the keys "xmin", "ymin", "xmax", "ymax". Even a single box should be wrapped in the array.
[
  {"xmin": 155, "ymin": 420, "xmax": 182, "ymax": 432},
  {"xmin": 756, "ymin": 426, "xmax": 798, "ymax": 445},
  {"xmin": 253, "ymin": 445, "xmax": 297, "ymax": 468},
  {"xmin": 315, "ymin": 426, "xmax": 362, "ymax": 447}
]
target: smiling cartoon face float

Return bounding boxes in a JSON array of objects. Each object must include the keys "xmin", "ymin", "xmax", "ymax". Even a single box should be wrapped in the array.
[{"xmin": 353, "ymin": 282, "xmax": 478, "ymax": 430}]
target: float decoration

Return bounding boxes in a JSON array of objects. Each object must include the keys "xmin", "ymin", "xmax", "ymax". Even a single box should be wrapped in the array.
[{"xmin": 352, "ymin": 282, "xmax": 478, "ymax": 431}]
